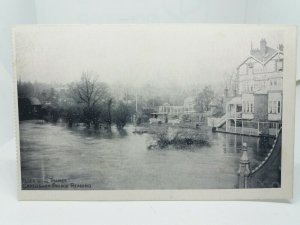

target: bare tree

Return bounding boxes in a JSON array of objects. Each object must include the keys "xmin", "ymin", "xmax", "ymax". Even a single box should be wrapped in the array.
[
  {"xmin": 106, "ymin": 98, "xmax": 113, "ymax": 128},
  {"xmin": 195, "ymin": 85, "xmax": 215, "ymax": 113},
  {"xmin": 69, "ymin": 72, "xmax": 110, "ymax": 128}
]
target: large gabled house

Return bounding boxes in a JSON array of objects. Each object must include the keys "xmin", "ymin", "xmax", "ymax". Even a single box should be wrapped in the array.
[
  {"xmin": 221, "ymin": 38, "xmax": 283, "ymax": 136},
  {"xmin": 238, "ymin": 38, "xmax": 283, "ymax": 120}
]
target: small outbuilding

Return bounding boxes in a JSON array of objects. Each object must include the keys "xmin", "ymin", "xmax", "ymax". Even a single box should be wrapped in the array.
[{"xmin": 18, "ymin": 97, "xmax": 42, "ymax": 120}]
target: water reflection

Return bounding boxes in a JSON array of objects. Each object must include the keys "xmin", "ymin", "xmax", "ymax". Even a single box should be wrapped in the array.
[
  {"xmin": 20, "ymin": 121, "xmax": 273, "ymax": 190},
  {"xmin": 222, "ymin": 133, "xmax": 274, "ymax": 170},
  {"xmin": 65, "ymin": 124, "xmax": 130, "ymax": 140}
]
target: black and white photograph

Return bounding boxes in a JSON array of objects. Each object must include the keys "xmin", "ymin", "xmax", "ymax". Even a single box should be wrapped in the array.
[{"xmin": 13, "ymin": 25, "xmax": 296, "ymax": 200}]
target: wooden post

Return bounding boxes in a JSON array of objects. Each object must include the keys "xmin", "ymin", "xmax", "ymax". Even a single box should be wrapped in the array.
[
  {"xmin": 235, "ymin": 119, "xmax": 237, "ymax": 133},
  {"xmin": 257, "ymin": 122, "xmax": 260, "ymax": 136},
  {"xmin": 235, "ymin": 104, "xmax": 237, "ymax": 133},
  {"xmin": 225, "ymin": 104, "xmax": 228, "ymax": 132},
  {"xmin": 237, "ymin": 143, "xmax": 251, "ymax": 188},
  {"xmin": 242, "ymin": 120, "xmax": 244, "ymax": 135},
  {"xmin": 226, "ymin": 119, "xmax": 228, "ymax": 132}
]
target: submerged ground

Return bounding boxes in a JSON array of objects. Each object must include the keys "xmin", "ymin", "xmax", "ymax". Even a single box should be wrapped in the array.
[{"xmin": 20, "ymin": 121, "xmax": 272, "ymax": 190}]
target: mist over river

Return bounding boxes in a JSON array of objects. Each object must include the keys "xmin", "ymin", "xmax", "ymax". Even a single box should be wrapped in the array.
[{"xmin": 20, "ymin": 121, "xmax": 272, "ymax": 190}]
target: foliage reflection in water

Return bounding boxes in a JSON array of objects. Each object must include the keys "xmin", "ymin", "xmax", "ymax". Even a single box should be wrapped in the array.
[{"xmin": 20, "ymin": 121, "xmax": 273, "ymax": 190}]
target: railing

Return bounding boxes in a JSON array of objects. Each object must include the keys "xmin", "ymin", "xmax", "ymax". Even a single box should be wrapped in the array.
[
  {"xmin": 221, "ymin": 121, "xmax": 281, "ymax": 137},
  {"xmin": 228, "ymin": 112, "xmax": 242, "ymax": 118},
  {"xmin": 227, "ymin": 126, "xmax": 259, "ymax": 136},
  {"xmin": 269, "ymin": 128, "xmax": 278, "ymax": 136},
  {"xmin": 243, "ymin": 127, "xmax": 259, "ymax": 136},
  {"xmin": 251, "ymin": 128, "xmax": 282, "ymax": 175},
  {"xmin": 214, "ymin": 115, "xmax": 227, "ymax": 128},
  {"xmin": 238, "ymin": 128, "xmax": 282, "ymax": 188}
]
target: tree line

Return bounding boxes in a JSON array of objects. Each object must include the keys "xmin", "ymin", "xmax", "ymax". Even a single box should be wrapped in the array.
[
  {"xmin": 18, "ymin": 72, "xmax": 225, "ymax": 128},
  {"xmin": 18, "ymin": 72, "xmax": 134, "ymax": 129}
]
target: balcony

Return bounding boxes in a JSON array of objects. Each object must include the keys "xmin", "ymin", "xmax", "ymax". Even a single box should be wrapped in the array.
[
  {"xmin": 224, "ymin": 122, "xmax": 281, "ymax": 137},
  {"xmin": 268, "ymin": 113, "xmax": 281, "ymax": 121},
  {"xmin": 242, "ymin": 113, "xmax": 254, "ymax": 120},
  {"xmin": 228, "ymin": 111, "xmax": 242, "ymax": 119},
  {"xmin": 227, "ymin": 126, "xmax": 259, "ymax": 136}
]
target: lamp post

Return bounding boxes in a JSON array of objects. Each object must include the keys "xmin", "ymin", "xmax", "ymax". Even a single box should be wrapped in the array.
[{"xmin": 237, "ymin": 142, "xmax": 251, "ymax": 188}]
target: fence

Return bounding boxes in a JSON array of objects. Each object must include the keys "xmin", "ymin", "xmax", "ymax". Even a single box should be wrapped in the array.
[
  {"xmin": 238, "ymin": 128, "xmax": 282, "ymax": 188},
  {"xmin": 222, "ymin": 121, "xmax": 281, "ymax": 137}
]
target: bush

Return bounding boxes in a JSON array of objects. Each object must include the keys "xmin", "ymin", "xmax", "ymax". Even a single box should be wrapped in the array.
[
  {"xmin": 113, "ymin": 101, "xmax": 131, "ymax": 129},
  {"xmin": 154, "ymin": 127, "xmax": 209, "ymax": 148}
]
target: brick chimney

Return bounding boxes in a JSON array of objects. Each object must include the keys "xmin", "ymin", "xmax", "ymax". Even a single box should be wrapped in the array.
[
  {"xmin": 278, "ymin": 44, "xmax": 284, "ymax": 51},
  {"xmin": 260, "ymin": 38, "xmax": 267, "ymax": 54}
]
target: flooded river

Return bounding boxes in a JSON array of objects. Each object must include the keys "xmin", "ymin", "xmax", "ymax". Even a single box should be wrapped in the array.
[{"xmin": 20, "ymin": 121, "xmax": 272, "ymax": 190}]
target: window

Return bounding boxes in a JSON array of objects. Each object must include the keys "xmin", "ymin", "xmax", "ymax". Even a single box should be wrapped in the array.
[
  {"xmin": 250, "ymin": 103, "xmax": 253, "ymax": 113},
  {"xmin": 237, "ymin": 105, "xmax": 242, "ymax": 112},
  {"xmin": 268, "ymin": 101, "xmax": 272, "ymax": 113},
  {"xmin": 267, "ymin": 101, "xmax": 281, "ymax": 114},
  {"xmin": 272, "ymin": 101, "xmax": 277, "ymax": 114},
  {"xmin": 247, "ymin": 102, "xmax": 249, "ymax": 112},
  {"xmin": 277, "ymin": 59, "xmax": 283, "ymax": 71}
]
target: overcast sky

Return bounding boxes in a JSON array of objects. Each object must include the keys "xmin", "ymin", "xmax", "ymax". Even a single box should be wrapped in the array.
[{"xmin": 14, "ymin": 25, "xmax": 284, "ymax": 88}]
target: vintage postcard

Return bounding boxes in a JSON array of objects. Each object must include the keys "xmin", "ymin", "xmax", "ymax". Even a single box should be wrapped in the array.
[{"xmin": 13, "ymin": 24, "xmax": 296, "ymax": 200}]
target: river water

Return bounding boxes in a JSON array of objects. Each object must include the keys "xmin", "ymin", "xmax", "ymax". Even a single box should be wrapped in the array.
[{"xmin": 20, "ymin": 121, "xmax": 272, "ymax": 190}]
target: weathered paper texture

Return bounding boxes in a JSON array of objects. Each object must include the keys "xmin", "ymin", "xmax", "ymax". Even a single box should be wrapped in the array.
[{"xmin": 13, "ymin": 24, "xmax": 296, "ymax": 200}]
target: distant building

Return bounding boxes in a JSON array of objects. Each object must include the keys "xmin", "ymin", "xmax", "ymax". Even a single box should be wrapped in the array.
[
  {"xmin": 220, "ymin": 38, "xmax": 283, "ymax": 136},
  {"xmin": 158, "ymin": 103, "xmax": 184, "ymax": 116},
  {"xmin": 18, "ymin": 97, "xmax": 42, "ymax": 120},
  {"xmin": 158, "ymin": 96, "xmax": 197, "ymax": 116}
]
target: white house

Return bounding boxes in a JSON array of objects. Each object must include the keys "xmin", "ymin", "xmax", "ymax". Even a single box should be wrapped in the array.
[
  {"xmin": 221, "ymin": 38, "xmax": 283, "ymax": 136},
  {"xmin": 158, "ymin": 96, "xmax": 197, "ymax": 116}
]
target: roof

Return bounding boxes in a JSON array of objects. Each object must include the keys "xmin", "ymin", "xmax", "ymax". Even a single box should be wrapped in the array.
[
  {"xmin": 42, "ymin": 103, "xmax": 57, "ymax": 110},
  {"xmin": 29, "ymin": 97, "xmax": 41, "ymax": 105},
  {"xmin": 237, "ymin": 39, "xmax": 283, "ymax": 69},
  {"xmin": 209, "ymin": 98, "xmax": 219, "ymax": 107},
  {"xmin": 250, "ymin": 46, "xmax": 277, "ymax": 63}
]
